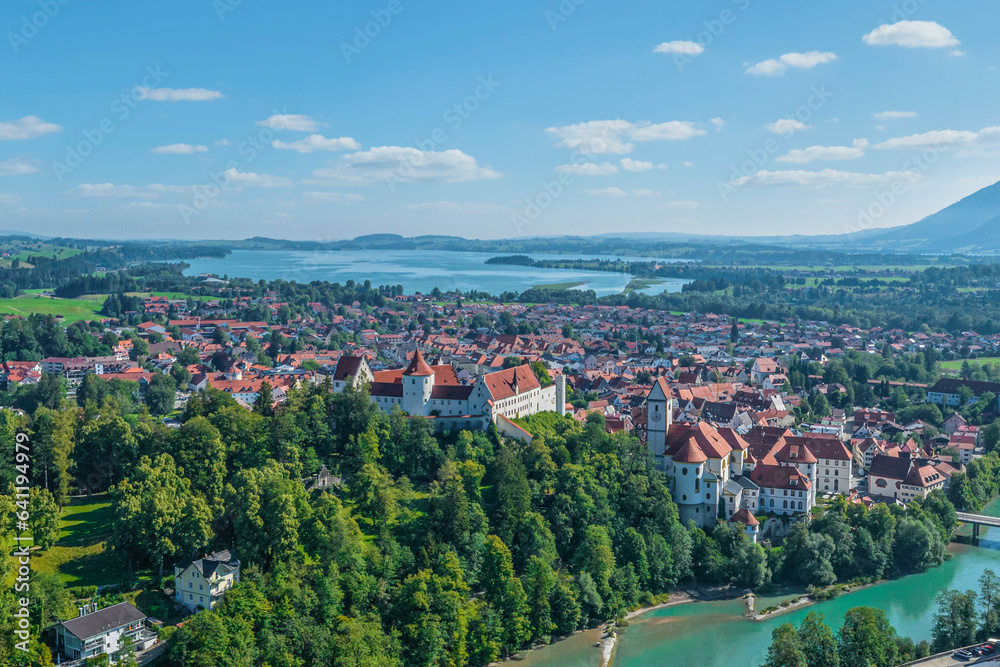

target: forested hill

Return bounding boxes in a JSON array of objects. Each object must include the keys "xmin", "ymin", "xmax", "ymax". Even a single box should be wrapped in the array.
[{"xmin": 0, "ymin": 239, "xmax": 228, "ymax": 298}]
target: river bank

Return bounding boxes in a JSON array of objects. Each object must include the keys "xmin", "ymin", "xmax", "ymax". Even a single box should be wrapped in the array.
[{"xmin": 520, "ymin": 499, "xmax": 1000, "ymax": 667}]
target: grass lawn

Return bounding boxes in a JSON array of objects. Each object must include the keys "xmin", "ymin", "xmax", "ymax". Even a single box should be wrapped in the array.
[
  {"xmin": 531, "ymin": 281, "xmax": 587, "ymax": 290},
  {"xmin": 624, "ymin": 278, "xmax": 664, "ymax": 292},
  {"xmin": 124, "ymin": 291, "xmax": 214, "ymax": 302},
  {"xmin": 31, "ymin": 495, "xmax": 123, "ymax": 588},
  {"xmin": 941, "ymin": 357, "xmax": 1000, "ymax": 370},
  {"xmin": 0, "ymin": 294, "xmax": 105, "ymax": 323},
  {"xmin": 0, "ymin": 243, "xmax": 81, "ymax": 267}
]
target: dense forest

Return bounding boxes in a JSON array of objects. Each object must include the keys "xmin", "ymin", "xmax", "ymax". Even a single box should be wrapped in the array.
[
  {"xmin": 0, "ymin": 381, "xmax": 971, "ymax": 666},
  {"xmin": 0, "ymin": 240, "xmax": 228, "ymax": 299}
]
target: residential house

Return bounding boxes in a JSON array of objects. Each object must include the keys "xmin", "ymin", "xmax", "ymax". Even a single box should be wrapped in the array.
[
  {"xmin": 174, "ymin": 549, "xmax": 242, "ymax": 612},
  {"xmin": 55, "ymin": 602, "xmax": 156, "ymax": 663}
]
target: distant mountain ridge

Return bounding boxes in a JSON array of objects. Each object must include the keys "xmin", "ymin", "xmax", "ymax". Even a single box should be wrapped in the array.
[{"xmin": 859, "ymin": 179, "xmax": 1000, "ymax": 252}]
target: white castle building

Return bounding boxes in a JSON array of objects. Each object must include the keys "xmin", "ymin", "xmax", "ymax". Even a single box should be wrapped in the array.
[
  {"xmin": 332, "ymin": 350, "xmax": 567, "ymax": 429},
  {"xmin": 644, "ymin": 378, "xmax": 815, "ymax": 527}
]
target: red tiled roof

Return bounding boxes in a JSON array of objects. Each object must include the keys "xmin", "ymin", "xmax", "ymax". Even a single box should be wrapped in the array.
[
  {"xmin": 403, "ymin": 350, "xmax": 434, "ymax": 376},
  {"xmin": 730, "ymin": 507, "xmax": 759, "ymax": 527},
  {"xmin": 672, "ymin": 439, "xmax": 708, "ymax": 464},
  {"xmin": 750, "ymin": 463, "xmax": 811, "ymax": 490},
  {"xmin": 483, "ymin": 365, "xmax": 540, "ymax": 400}
]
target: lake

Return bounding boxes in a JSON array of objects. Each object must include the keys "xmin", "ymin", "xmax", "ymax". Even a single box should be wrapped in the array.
[
  {"xmin": 519, "ymin": 500, "xmax": 1000, "ymax": 667},
  {"xmin": 180, "ymin": 250, "xmax": 689, "ymax": 297}
]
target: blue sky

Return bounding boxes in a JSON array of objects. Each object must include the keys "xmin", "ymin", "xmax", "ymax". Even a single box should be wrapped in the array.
[{"xmin": 1, "ymin": 0, "xmax": 999, "ymax": 240}]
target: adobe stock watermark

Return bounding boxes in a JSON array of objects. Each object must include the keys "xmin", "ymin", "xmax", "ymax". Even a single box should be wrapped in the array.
[
  {"xmin": 848, "ymin": 135, "xmax": 953, "ymax": 234},
  {"xmin": 546, "ymin": 0, "xmax": 590, "ymax": 31},
  {"xmin": 341, "ymin": 0, "xmax": 404, "ymax": 63},
  {"xmin": 716, "ymin": 84, "xmax": 834, "ymax": 202},
  {"xmin": 510, "ymin": 124, "xmax": 624, "ymax": 234},
  {"xmin": 213, "ymin": 0, "xmax": 244, "ymax": 21},
  {"xmin": 12, "ymin": 431, "xmax": 33, "ymax": 653},
  {"xmin": 669, "ymin": 0, "xmax": 753, "ymax": 73},
  {"xmin": 178, "ymin": 109, "xmax": 291, "ymax": 223},
  {"xmin": 386, "ymin": 75, "xmax": 501, "ymax": 192},
  {"xmin": 51, "ymin": 66, "xmax": 170, "ymax": 182},
  {"xmin": 875, "ymin": 0, "xmax": 932, "ymax": 29},
  {"xmin": 8, "ymin": 0, "xmax": 71, "ymax": 54}
]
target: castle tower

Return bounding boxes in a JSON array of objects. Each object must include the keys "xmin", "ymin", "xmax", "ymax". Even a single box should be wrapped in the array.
[{"xmin": 402, "ymin": 350, "xmax": 435, "ymax": 416}]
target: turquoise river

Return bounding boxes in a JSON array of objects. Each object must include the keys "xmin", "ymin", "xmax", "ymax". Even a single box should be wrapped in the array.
[{"xmin": 519, "ymin": 499, "xmax": 1000, "ymax": 667}]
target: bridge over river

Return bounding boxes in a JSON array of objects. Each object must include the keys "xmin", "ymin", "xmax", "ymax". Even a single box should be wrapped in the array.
[{"xmin": 956, "ymin": 512, "xmax": 1000, "ymax": 542}]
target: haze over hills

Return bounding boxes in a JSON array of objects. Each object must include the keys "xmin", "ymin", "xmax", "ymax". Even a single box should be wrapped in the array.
[{"xmin": 3, "ymin": 180, "xmax": 1000, "ymax": 255}]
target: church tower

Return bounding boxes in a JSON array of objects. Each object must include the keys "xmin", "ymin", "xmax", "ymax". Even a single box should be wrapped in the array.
[{"xmin": 646, "ymin": 378, "xmax": 674, "ymax": 469}]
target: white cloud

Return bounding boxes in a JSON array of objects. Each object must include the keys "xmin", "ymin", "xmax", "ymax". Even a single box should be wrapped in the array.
[
  {"xmin": 776, "ymin": 139, "xmax": 868, "ymax": 164},
  {"xmin": 766, "ymin": 119, "xmax": 811, "ymax": 136},
  {"xmin": 585, "ymin": 187, "xmax": 628, "ymax": 197},
  {"xmin": 256, "ymin": 114, "xmax": 327, "ymax": 132},
  {"xmin": 404, "ymin": 201, "xmax": 513, "ymax": 214},
  {"xmin": 214, "ymin": 139, "xmax": 231, "ymax": 146},
  {"xmin": 545, "ymin": 119, "xmax": 706, "ymax": 155},
  {"xmin": 710, "ymin": 117, "xmax": 725, "ymax": 131},
  {"xmin": 66, "ymin": 183, "xmax": 193, "ymax": 199},
  {"xmin": 619, "ymin": 158, "xmax": 654, "ymax": 172},
  {"xmin": 222, "ymin": 169, "xmax": 294, "ymax": 188},
  {"xmin": 662, "ymin": 200, "xmax": 699, "ymax": 208},
  {"xmin": 653, "ymin": 41, "xmax": 705, "ymax": 56},
  {"xmin": 872, "ymin": 125, "xmax": 1000, "ymax": 151},
  {"xmin": 555, "ymin": 162, "xmax": 619, "ymax": 176},
  {"xmin": 303, "ymin": 191, "xmax": 364, "ymax": 204},
  {"xmin": 122, "ymin": 202, "xmax": 169, "ymax": 210},
  {"xmin": 862, "ymin": 21, "xmax": 960, "ymax": 48},
  {"xmin": 0, "ymin": 116, "xmax": 62, "ymax": 141},
  {"xmin": 273, "ymin": 134, "xmax": 361, "ymax": 153},
  {"xmin": 631, "ymin": 189, "xmax": 661, "ymax": 197},
  {"xmin": 631, "ymin": 121, "xmax": 707, "ymax": 142},
  {"xmin": 137, "ymin": 87, "xmax": 223, "ymax": 102},
  {"xmin": 308, "ymin": 146, "xmax": 501, "ymax": 186},
  {"xmin": 152, "ymin": 143, "xmax": 208, "ymax": 155},
  {"xmin": 0, "ymin": 194, "xmax": 20, "ymax": 205},
  {"xmin": 732, "ymin": 168, "xmax": 923, "ymax": 188},
  {"xmin": 874, "ymin": 111, "xmax": 918, "ymax": 120},
  {"xmin": 747, "ymin": 51, "xmax": 838, "ymax": 76},
  {"xmin": 0, "ymin": 159, "xmax": 39, "ymax": 176}
]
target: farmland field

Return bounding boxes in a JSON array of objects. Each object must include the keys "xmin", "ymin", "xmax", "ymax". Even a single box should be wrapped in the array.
[
  {"xmin": 0, "ymin": 294, "xmax": 104, "ymax": 323},
  {"xmin": 941, "ymin": 357, "xmax": 1000, "ymax": 370}
]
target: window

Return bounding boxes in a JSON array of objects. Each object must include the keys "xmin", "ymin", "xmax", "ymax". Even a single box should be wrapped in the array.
[
  {"xmin": 682, "ymin": 468, "xmax": 688, "ymax": 476},
  {"xmin": 783, "ymin": 500, "xmax": 788, "ymax": 509},
  {"xmin": 189, "ymin": 582, "xmax": 193, "ymax": 589},
  {"xmin": 798, "ymin": 501, "xmax": 803, "ymax": 510},
  {"xmin": 189, "ymin": 593, "xmax": 193, "ymax": 601},
  {"xmin": 199, "ymin": 584, "xmax": 203, "ymax": 591},
  {"xmin": 875, "ymin": 478, "xmax": 887, "ymax": 488}
]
